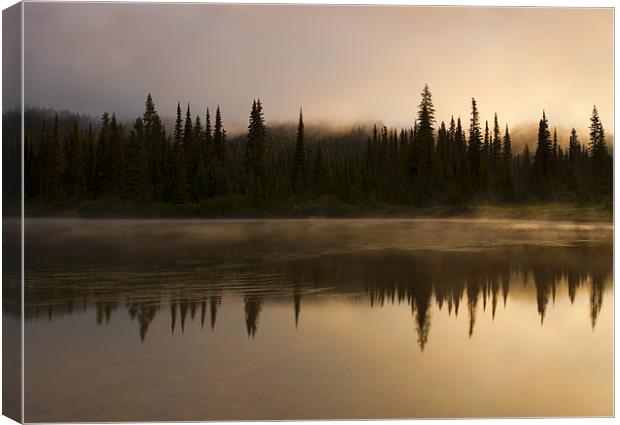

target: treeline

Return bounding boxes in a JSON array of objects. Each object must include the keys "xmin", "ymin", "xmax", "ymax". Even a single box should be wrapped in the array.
[{"xmin": 23, "ymin": 85, "xmax": 612, "ymax": 213}]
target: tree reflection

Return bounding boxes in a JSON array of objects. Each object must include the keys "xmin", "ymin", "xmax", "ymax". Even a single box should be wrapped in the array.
[{"xmin": 18, "ymin": 244, "xmax": 612, "ymax": 347}]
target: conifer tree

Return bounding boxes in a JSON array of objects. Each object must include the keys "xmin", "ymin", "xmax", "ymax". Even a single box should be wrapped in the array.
[
  {"xmin": 204, "ymin": 108, "xmax": 213, "ymax": 155},
  {"xmin": 213, "ymin": 106, "xmax": 226, "ymax": 164},
  {"xmin": 292, "ymin": 108, "xmax": 307, "ymax": 194},
  {"xmin": 141, "ymin": 94, "xmax": 165, "ymax": 200},
  {"xmin": 501, "ymin": 125, "xmax": 513, "ymax": 200},
  {"xmin": 491, "ymin": 113, "xmax": 502, "ymax": 181},
  {"xmin": 183, "ymin": 103, "xmax": 194, "ymax": 154},
  {"xmin": 481, "ymin": 120, "xmax": 490, "ymax": 190},
  {"xmin": 468, "ymin": 98, "xmax": 482, "ymax": 188},
  {"xmin": 532, "ymin": 111, "xmax": 553, "ymax": 198},
  {"xmin": 174, "ymin": 102, "xmax": 183, "ymax": 146},
  {"xmin": 124, "ymin": 118, "xmax": 151, "ymax": 200},
  {"xmin": 244, "ymin": 99, "xmax": 267, "ymax": 190},
  {"xmin": 568, "ymin": 128, "xmax": 581, "ymax": 164},
  {"xmin": 171, "ymin": 102, "xmax": 189, "ymax": 203},
  {"xmin": 413, "ymin": 84, "xmax": 436, "ymax": 202},
  {"xmin": 65, "ymin": 119, "xmax": 85, "ymax": 198},
  {"xmin": 588, "ymin": 105, "xmax": 610, "ymax": 195},
  {"xmin": 452, "ymin": 116, "xmax": 469, "ymax": 200}
]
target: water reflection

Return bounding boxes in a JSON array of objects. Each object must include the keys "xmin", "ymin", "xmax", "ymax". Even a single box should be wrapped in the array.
[
  {"xmin": 18, "ymin": 219, "xmax": 613, "ymax": 420},
  {"xmin": 16, "ymin": 244, "xmax": 611, "ymax": 348}
]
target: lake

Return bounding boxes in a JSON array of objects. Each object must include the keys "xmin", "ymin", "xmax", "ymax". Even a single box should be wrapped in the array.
[{"xmin": 13, "ymin": 218, "xmax": 613, "ymax": 421}]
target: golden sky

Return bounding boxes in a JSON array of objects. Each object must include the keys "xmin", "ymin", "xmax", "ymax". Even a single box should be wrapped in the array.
[{"xmin": 24, "ymin": 4, "xmax": 613, "ymax": 133}]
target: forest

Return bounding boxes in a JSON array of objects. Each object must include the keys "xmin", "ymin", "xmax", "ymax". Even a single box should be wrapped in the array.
[{"xmin": 11, "ymin": 85, "xmax": 613, "ymax": 217}]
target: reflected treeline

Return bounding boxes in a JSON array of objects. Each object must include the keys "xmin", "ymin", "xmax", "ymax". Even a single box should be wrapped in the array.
[{"xmin": 14, "ymin": 244, "xmax": 611, "ymax": 348}]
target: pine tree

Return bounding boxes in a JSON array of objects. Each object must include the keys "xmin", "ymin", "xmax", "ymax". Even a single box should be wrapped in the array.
[
  {"xmin": 568, "ymin": 128, "xmax": 581, "ymax": 164},
  {"xmin": 588, "ymin": 105, "xmax": 610, "ymax": 195},
  {"xmin": 491, "ymin": 113, "xmax": 502, "ymax": 184},
  {"xmin": 65, "ymin": 119, "xmax": 85, "ymax": 198},
  {"xmin": 142, "ymin": 94, "xmax": 165, "ymax": 200},
  {"xmin": 183, "ymin": 103, "xmax": 194, "ymax": 154},
  {"xmin": 413, "ymin": 84, "xmax": 436, "ymax": 202},
  {"xmin": 174, "ymin": 102, "xmax": 183, "ymax": 146},
  {"xmin": 204, "ymin": 108, "xmax": 213, "ymax": 155},
  {"xmin": 213, "ymin": 106, "xmax": 226, "ymax": 164},
  {"xmin": 532, "ymin": 111, "xmax": 553, "ymax": 198},
  {"xmin": 481, "ymin": 120, "xmax": 491, "ymax": 191},
  {"xmin": 448, "ymin": 116, "xmax": 469, "ymax": 202},
  {"xmin": 124, "ymin": 118, "xmax": 151, "ymax": 200},
  {"xmin": 468, "ymin": 98, "xmax": 482, "ymax": 189},
  {"xmin": 292, "ymin": 108, "xmax": 307, "ymax": 194},
  {"xmin": 501, "ymin": 125, "xmax": 514, "ymax": 200},
  {"xmin": 244, "ymin": 99, "xmax": 267, "ymax": 191},
  {"xmin": 172, "ymin": 102, "xmax": 189, "ymax": 203}
]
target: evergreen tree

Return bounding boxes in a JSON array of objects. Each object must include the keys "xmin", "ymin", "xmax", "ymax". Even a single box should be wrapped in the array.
[
  {"xmin": 568, "ymin": 128, "xmax": 581, "ymax": 164},
  {"xmin": 532, "ymin": 111, "xmax": 553, "ymax": 198},
  {"xmin": 292, "ymin": 108, "xmax": 307, "ymax": 194},
  {"xmin": 183, "ymin": 103, "xmax": 194, "ymax": 156},
  {"xmin": 174, "ymin": 102, "xmax": 183, "ymax": 146},
  {"xmin": 588, "ymin": 105, "xmax": 611, "ymax": 195},
  {"xmin": 244, "ymin": 99, "xmax": 267, "ymax": 192},
  {"xmin": 501, "ymin": 125, "xmax": 513, "ymax": 200},
  {"xmin": 468, "ymin": 98, "xmax": 482, "ymax": 189},
  {"xmin": 481, "ymin": 120, "xmax": 491, "ymax": 191},
  {"xmin": 65, "ymin": 119, "xmax": 85, "ymax": 198},
  {"xmin": 213, "ymin": 106, "xmax": 226, "ymax": 164},
  {"xmin": 412, "ymin": 84, "xmax": 436, "ymax": 202},
  {"xmin": 172, "ymin": 102, "xmax": 189, "ymax": 203},
  {"xmin": 491, "ymin": 113, "xmax": 502, "ymax": 184},
  {"xmin": 124, "ymin": 118, "xmax": 151, "ymax": 200}
]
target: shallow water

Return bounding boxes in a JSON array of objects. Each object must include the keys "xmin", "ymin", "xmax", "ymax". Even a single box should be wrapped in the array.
[{"xmin": 15, "ymin": 218, "xmax": 613, "ymax": 421}]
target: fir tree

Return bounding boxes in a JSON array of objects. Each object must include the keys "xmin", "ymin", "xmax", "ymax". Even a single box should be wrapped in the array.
[
  {"xmin": 589, "ymin": 105, "xmax": 610, "ymax": 195},
  {"xmin": 244, "ymin": 99, "xmax": 267, "ymax": 191},
  {"xmin": 213, "ymin": 106, "xmax": 226, "ymax": 164},
  {"xmin": 468, "ymin": 98, "xmax": 482, "ymax": 188},
  {"xmin": 532, "ymin": 111, "xmax": 553, "ymax": 198},
  {"xmin": 292, "ymin": 108, "xmax": 307, "ymax": 194}
]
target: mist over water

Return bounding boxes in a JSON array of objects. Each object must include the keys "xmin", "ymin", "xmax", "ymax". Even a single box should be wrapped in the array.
[{"xmin": 14, "ymin": 218, "xmax": 613, "ymax": 421}]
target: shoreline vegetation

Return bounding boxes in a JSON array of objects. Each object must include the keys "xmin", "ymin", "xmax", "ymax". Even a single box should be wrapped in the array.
[
  {"xmin": 6, "ymin": 85, "xmax": 612, "ymax": 222},
  {"xmin": 24, "ymin": 200, "xmax": 612, "ymax": 223}
]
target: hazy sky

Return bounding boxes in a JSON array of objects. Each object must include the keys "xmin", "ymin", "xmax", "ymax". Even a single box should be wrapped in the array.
[{"xmin": 24, "ymin": 3, "xmax": 613, "ymax": 133}]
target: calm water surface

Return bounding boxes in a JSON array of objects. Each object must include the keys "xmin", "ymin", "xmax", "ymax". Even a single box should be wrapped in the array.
[{"xmin": 15, "ymin": 218, "xmax": 613, "ymax": 421}]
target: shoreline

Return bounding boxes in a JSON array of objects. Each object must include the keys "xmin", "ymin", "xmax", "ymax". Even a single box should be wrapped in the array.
[{"xmin": 21, "ymin": 202, "xmax": 613, "ymax": 223}]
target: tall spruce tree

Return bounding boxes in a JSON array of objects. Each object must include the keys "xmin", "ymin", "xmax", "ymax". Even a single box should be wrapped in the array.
[
  {"xmin": 501, "ymin": 124, "xmax": 513, "ymax": 200},
  {"xmin": 292, "ymin": 108, "xmax": 307, "ymax": 194},
  {"xmin": 532, "ymin": 111, "xmax": 553, "ymax": 198},
  {"xmin": 468, "ymin": 98, "xmax": 482, "ymax": 189},
  {"xmin": 244, "ymin": 99, "xmax": 267, "ymax": 190},
  {"xmin": 589, "ymin": 105, "xmax": 610, "ymax": 195},
  {"xmin": 65, "ymin": 119, "xmax": 85, "ymax": 198},
  {"xmin": 213, "ymin": 106, "xmax": 226, "ymax": 164},
  {"xmin": 491, "ymin": 113, "xmax": 502, "ymax": 181}
]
